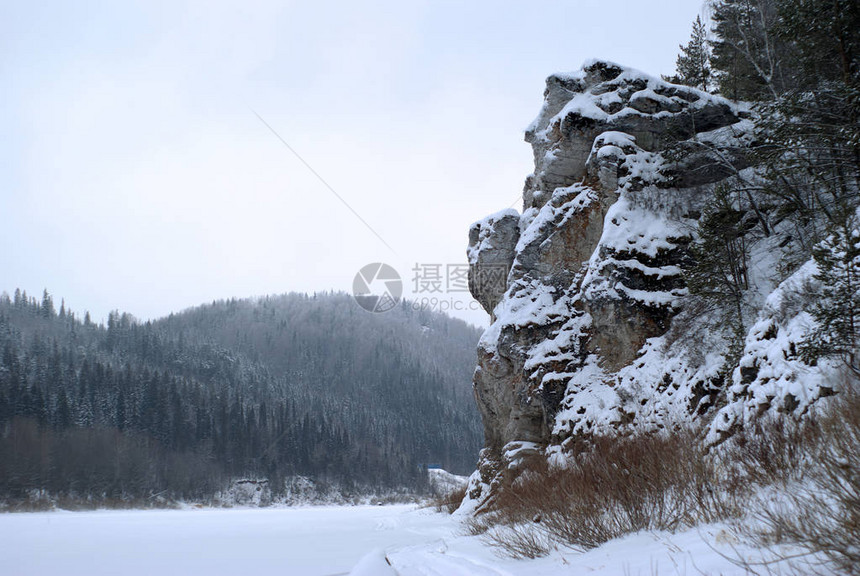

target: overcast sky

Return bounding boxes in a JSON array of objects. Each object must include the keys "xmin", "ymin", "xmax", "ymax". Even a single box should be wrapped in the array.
[{"xmin": 1, "ymin": 0, "xmax": 706, "ymax": 327}]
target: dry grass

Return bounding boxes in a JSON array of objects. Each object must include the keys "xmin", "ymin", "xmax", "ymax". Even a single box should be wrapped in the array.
[
  {"xmin": 737, "ymin": 384, "xmax": 860, "ymax": 575},
  {"xmin": 476, "ymin": 388, "xmax": 859, "ymax": 567},
  {"xmin": 477, "ymin": 430, "xmax": 742, "ymax": 557},
  {"xmin": 429, "ymin": 485, "xmax": 467, "ymax": 514}
]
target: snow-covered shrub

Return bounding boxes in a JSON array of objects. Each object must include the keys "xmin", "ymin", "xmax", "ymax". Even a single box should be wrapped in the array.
[
  {"xmin": 801, "ymin": 215, "xmax": 860, "ymax": 373},
  {"xmin": 227, "ymin": 479, "xmax": 272, "ymax": 507}
]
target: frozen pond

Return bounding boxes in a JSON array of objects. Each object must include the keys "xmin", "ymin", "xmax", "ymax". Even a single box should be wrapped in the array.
[
  {"xmin": 0, "ymin": 505, "xmax": 450, "ymax": 576},
  {"xmin": 0, "ymin": 503, "xmax": 789, "ymax": 575}
]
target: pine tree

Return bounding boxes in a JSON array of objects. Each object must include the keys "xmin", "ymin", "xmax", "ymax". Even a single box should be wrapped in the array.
[
  {"xmin": 801, "ymin": 215, "xmax": 860, "ymax": 373},
  {"xmin": 710, "ymin": 0, "xmax": 785, "ymax": 100},
  {"xmin": 41, "ymin": 289, "xmax": 55, "ymax": 318},
  {"xmin": 675, "ymin": 16, "xmax": 712, "ymax": 91},
  {"xmin": 685, "ymin": 184, "xmax": 751, "ymax": 343},
  {"xmin": 55, "ymin": 389, "xmax": 72, "ymax": 429},
  {"xmin": 774, "ymin": 0, "xmax": 860, "ymax": 88},
  {"xmin": 750, "ymin": 0, "xmax": 860, "ymax": 247}
]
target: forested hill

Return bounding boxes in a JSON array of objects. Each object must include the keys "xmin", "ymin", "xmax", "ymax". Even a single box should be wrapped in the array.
[{"xmin": 0, "ymin": 289, "xmax": 483, "ymax": 504}]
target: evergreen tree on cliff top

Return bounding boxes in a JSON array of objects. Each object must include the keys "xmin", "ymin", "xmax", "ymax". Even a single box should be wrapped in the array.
[
  {"xmin": 672, "ymin": 15, "xmax": 712, "ymax": 91},
  {"xmin": 706, "ymin": 0, "xmax": 860, "ymax": 248},
  {"xmin": 709, "ymin": 0, "xmax": 781, "ymax": 100}
]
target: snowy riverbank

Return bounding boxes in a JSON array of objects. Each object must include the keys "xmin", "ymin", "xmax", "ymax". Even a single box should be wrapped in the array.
[{"xmin": 0, "ymin": 504, "xmax": 801, "ymax": 576}]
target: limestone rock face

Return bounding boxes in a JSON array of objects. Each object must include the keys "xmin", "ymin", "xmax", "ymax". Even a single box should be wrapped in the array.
[
  {"xmin": 523, "ymin": 60, "xmax": 740, "ymax": 210},
  {"xmin": 463, "ymin": 61, "xmax": 753, "ymax": 507},
  {"xmin": 462, "ymin": 60, "xmax": 845, "ymax": 514},
  {"xmin": 468, "ymin": 210, "xmax": 520, "ymax": 317}
]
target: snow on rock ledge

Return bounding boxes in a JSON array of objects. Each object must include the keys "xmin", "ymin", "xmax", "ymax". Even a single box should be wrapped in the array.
[
  {"xmin": 707, "ymin": 262, "xmax": 840, "ymax": 445},
  {"xmin": 463, "ymin": 60, "xmax": 773, "ymax": 508}
]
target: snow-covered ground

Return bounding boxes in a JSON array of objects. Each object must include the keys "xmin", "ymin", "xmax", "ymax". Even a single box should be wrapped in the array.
[{"xmin": 0, "ymin": 504, "xmax": 791, "ymax": 576}]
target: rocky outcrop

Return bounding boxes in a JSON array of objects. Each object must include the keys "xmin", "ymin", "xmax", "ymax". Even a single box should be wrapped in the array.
[
  {"xmin": 468, "ymin": 211, "xmax": 520, "ymax": 318},
  {"xmin": 464, "ymin": 61, "xmax": 772, "ymax": 507},
  {"xmin": 521, "ymin": 60, "xmax": 741, "ymax": 211}
]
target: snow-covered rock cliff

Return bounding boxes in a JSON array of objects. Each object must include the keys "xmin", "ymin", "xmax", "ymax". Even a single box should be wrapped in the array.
[{"xmin": 464, "ymin": 60, "xmax": 839, "ymax": 506}]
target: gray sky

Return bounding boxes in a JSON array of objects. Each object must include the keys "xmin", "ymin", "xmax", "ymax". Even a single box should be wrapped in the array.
[{"xmin": 1, "ymin": 0, "xmax": 705, "ymax": 327}]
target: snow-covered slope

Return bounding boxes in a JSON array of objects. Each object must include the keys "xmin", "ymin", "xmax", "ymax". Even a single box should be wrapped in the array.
[{"xmin": 428, "ymin": 468, "xmax": 469, "ymax": 496}]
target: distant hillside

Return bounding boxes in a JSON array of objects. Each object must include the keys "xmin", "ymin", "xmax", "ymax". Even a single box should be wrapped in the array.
[{"xmin": 0, "ymin": 289, "xmax": 483, "ymax": 505}]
